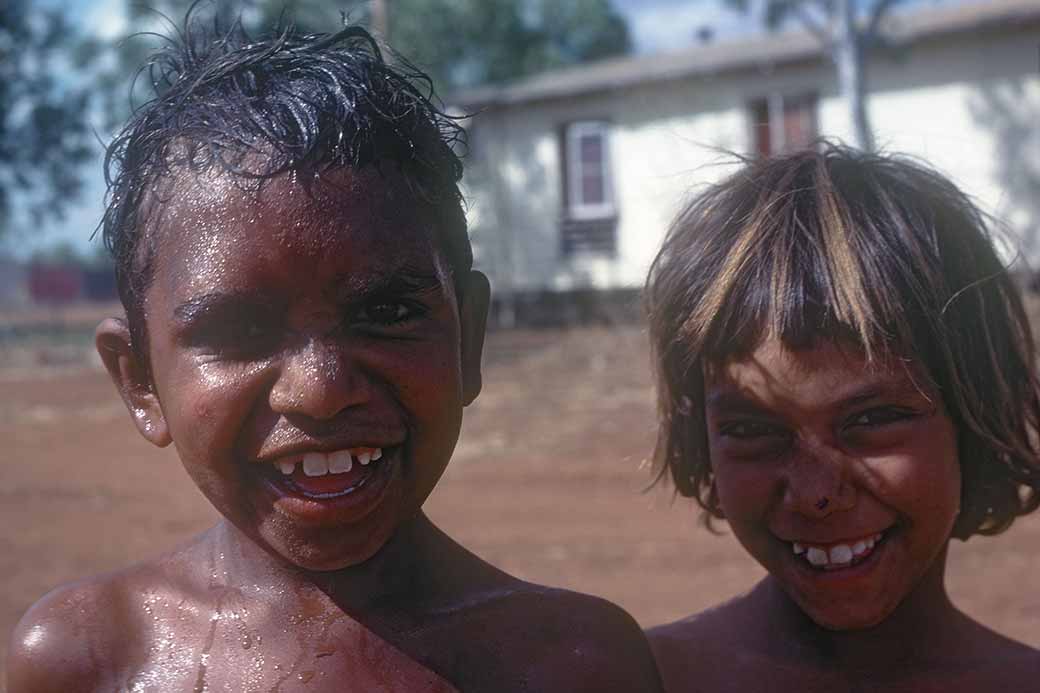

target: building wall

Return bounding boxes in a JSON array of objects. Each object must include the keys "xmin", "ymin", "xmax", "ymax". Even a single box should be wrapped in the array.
[
  {"xmin": 842, "ymin": 28, "xmax": 1040, "ymax": 263},
  {"xmin": 463, "ymin": 23, "xmax": 1040, "ymax": 296}
]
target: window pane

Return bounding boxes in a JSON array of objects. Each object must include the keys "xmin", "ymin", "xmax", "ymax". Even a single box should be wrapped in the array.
[
  {"xmin": 582, "ymin": 171, "xmax": 605, "ymax": 204},
  {"xmin": 563, "ymin": 121, "xmax": 613, "ymax": 219},
  {"xmin": 749, "ymin": 99, "xmax": 771, "ymax": 157},
  {"xmin": 783, "ymin": 96, "xmax": 816, "ymax": 151},
  {"xmin": 580, "ymin": 134, "xmax": 603, "ymax": 165}
]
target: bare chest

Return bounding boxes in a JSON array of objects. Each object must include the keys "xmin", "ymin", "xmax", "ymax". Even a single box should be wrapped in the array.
[
  {"xmin": 666, "ymin": 657, "xmax": 1030, "ymax": 693},
  {"xmin": 113, "ymin": 598, "xmax": 459, "ymax": 693}
]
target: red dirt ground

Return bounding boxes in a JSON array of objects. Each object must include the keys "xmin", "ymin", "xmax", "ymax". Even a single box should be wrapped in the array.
[{"xmin": 3, "ymin": 325, "xmax": 1040, "ymax": 688}]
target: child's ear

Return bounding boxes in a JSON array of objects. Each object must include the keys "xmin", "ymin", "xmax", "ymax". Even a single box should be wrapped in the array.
[
  {"xmin": 95, "ymin": 318, "xmax": 172, "ymax": 448},
  {"xmin": 458, "ymin": 270, "xmax": 490, "ymax": 406}
]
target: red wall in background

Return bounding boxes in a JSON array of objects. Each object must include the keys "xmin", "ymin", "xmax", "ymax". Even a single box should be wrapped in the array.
[{"xmin": 28, "ymin": 264, "xmax": 83, "ymax": 303}]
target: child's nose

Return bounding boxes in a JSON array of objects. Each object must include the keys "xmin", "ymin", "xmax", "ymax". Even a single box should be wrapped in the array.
[
  {"xmin": 268, "ymin": 338, "xmax": 371, "ymax": 421},
  {"xmin": 782, "ymin": 443, "xmax": 857, "ymax": 517}
]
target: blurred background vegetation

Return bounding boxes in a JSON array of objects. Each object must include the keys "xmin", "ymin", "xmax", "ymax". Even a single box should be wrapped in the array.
[
  {"xmin": 0, "ymin": 0, "xmax": 939, "ymax": 267},
  {"xmin": 0, "ymin": 0, "xmax": 634, "ymax": 259}
]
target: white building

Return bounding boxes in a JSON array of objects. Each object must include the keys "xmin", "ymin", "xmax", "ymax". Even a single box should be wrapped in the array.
[{"xmin": 451, "ymin": 0, "xmax": 1040, "ymax": 322}]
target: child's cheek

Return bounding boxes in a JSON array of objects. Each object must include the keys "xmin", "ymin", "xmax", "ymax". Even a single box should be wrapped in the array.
[
  {"xmin": 869, "ymin": 421, "xmax": 959, "ymax": 494},
  {"xmin": 712, "ymin": 459, "xmax": 774, "ymax": 518},
  {"xmin": 169, "ymin": 359, "xmax": 272, "ymax": 454},
  {"xmin": 361, "ymin": 329, "xmax": 463, "ymax": 393}
]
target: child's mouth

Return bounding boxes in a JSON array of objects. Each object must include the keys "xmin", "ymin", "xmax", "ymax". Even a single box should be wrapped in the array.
[
  {"xmin": 791, "ymin": 531, "xmax": 886, "ymax": 571},
  {"xmin": 267, "ymin": 446, "xmax": 386, "ymax": 499}
]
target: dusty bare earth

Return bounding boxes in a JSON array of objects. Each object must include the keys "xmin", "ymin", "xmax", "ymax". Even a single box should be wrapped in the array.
[{"xmin": 3, "ymin": 323, "xmax": 1040, "ymax": 688}]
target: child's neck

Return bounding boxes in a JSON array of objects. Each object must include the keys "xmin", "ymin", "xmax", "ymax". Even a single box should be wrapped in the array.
[
  {"xmin": 754, "ymin": 546, "xmax": 967, "ymax": 675},
  {"xmin": 209, "ymin": 513, "xmax": 451, "ymax": 611}
]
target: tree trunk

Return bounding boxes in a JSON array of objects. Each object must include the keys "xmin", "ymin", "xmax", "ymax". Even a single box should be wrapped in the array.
[
  {"xmin": 835, "ymin": 0, "xmax": 875, "ymax": 151},
  {"xmin": 370, "ymin": 0, "xmax": 390, "ymax": 41}
]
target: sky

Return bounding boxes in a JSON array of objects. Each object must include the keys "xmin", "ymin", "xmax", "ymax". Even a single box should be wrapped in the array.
[
  {"xmin": 13, "ymin": 0, "xmax": 949, "ymax": 259},
  {"xmin": 75, "ymin": 0, "xmax": 755, "ymax": 53}
]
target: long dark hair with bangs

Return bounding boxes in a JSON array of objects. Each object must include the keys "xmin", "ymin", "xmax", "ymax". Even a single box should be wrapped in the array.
[
  {"xmin": 99, "ymin": 7, "xmax": 469, "ymax": 362},
  {"xmin": 645, "ymin": 143, "xmax": 1040, "ymax": 539}
]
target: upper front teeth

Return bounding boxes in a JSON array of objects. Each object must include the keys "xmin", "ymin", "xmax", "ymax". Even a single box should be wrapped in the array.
[
  {"xmin": 329, "ymin": 450, "xmax": 353, "ymax": 474},
  {"xmin": 275, "ymin": 448, "xmax": 382, "ymax": 477},
  {"xmin": 806, "ymin": 546, "xmax": 829, "ymax": 566},
  {"xmin": 794, "ymin": 533, "xmax": 882, "ymax": 567},
  {"xmin": 303, "ymin": 452, "xmax": 327, "ymax": 476},
  {"xmin": 830, "ymin": 544, "xmax": 853, "ymax": 564}
]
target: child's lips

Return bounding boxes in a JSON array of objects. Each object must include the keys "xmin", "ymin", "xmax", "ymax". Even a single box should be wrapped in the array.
[
  {"xmin": 253, "ymin": 446, "xmax": 400, "ymax": 527},
  {"xmin": 269, "ymin": 446, "xmax": 384, "ymax": 497},
  {"xmin": 792, "ymin": 531, "xmax": 885, "ymax": 571},
  {"xmin": 784, "ymin": 527, "xmax": 896, "ymax": 582}
]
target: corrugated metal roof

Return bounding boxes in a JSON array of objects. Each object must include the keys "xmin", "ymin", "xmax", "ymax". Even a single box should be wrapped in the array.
[{"xmin": 450, "ymin": 0, "xmax": 1040, "ymax": 109}]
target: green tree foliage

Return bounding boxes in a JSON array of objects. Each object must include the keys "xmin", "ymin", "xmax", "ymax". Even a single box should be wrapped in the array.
[
  {"xmin": 387, "ymin": 0, "xmax": 631, "ymax": 88},
  {"xmin": 0, "ymin": 0, "xmax": 97, "ymax": 235},
  {"xmin": 107, "ymin": 0, "xmax": 631, "ymax": 100}
]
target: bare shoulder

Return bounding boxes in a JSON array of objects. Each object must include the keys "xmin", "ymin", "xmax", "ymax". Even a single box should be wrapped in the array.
[
  {"xmin": 647, "ymin": 598, "xmax": 743, "ymax": 654},
  {"xmin": 646, "ymin": 600, "xmax": 749, "ymax": 693},
  {"xmin": 957, "ymin": 619, "xmax": 1040, "ymax": 687},
  {"xmin": 986, "ymin": 644, "xmax": 1040, "ymax": 684},
  {"xmin": 427, "ymin": 581, "xmax": 663, "ymax": 692},
  {"xmin": 516, "ymin": 586, "xmax": 664, "ymax": 693},
  {"xmin": 7, "ymin": 538, "xmax": 206, "ymax": 693},
  {"xmin": 7, "ymin": 572, "xmax": 139, "ymax": 693}
]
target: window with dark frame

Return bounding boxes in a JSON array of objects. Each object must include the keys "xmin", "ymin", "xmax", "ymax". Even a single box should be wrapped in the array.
[
  {"xmin": 749, "ymin": 93, "xmax": 818, "ymax": 157},
  {"xmin": 560, "ymin": 120, "xmax": 617, "ymax": 256}
]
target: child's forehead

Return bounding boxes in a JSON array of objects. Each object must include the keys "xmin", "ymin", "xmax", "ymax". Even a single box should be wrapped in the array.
[
  {"xmin": 145, "ymin": 165, "xmax": 448, "ymax": 295},
  {"xmin": 154, "ymin": 165, "xmax": 436, "ymax": 256},
  {"xmin": 160, "ymin": 164, "xmax": 422, "ymax": 229},
  {"xmin": 704, "ymin": 337, "xmax": 934, "ymax": 408}
]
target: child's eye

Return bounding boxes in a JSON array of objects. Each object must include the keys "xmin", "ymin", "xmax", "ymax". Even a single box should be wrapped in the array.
[
  {"xmin": 845, "ymin": 407, "xmax": 916, "ymax": 428},
  {"xmin": 842, "ymin": 406, "xmax": 922, "ymax": 448},
  {"xmin": 188, "ymin": 319, "xmax": 281, "ymax": 359},
  {"xmin": 355, "ymin": 300, "xmax": 423, "ymax": 326},
  {"xmin": 715, "ymin": 420, "xmax": 790, "ymax": 460},
  {"xmin": 719, "ymin": 420, "xmax": 786, "ymax": 439}
]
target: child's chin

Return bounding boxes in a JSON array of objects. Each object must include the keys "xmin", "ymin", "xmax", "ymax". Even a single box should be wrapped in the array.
[
  {"xmin": 253, "ymin": 510, "xmax": 400, "ymax": 572},
  {"xmin": 286, "ymin": 545, "xmax": 387, "ymax": 572},
  {"xmin": 799, "ymin": 601, "xmax": 894, "ymax": 632}
]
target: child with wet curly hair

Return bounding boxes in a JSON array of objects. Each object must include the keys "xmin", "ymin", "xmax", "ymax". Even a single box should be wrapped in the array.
[
  {"xmin": 7, "ymin": 14, "xmax": 663, "ymax": 693},
  {"xmin": 644, "ymin": 144, "xmax": 1040, "ymax": 691}
]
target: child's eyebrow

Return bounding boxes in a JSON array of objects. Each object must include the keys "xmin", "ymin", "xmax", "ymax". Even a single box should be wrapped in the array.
[
  {"xmin": 327, "ymin": 265, "xmax": 447, "ymax": 301},
  {"xmin": 172, "ymin": 291, "xmax": 274, "ymax": 324},
  {"xmin": 171, "ymin": 267, "xmax": 448, "ymax": 323},
  {"xmin": 827, "ymin": 377, "xmax": 936, "ymax": 409},
  {"xmin": 706, "ymin": 378, "xmax": 932, "ymax": 414},
  {"xmin": 704, "ymin": 391, "xmax": 771, "ymax": 416}
]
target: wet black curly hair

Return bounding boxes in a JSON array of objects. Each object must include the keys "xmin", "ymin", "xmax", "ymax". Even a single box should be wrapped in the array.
[{"xmin": 99, "ymin": 9, "xmax": 470, "ymax": 362}]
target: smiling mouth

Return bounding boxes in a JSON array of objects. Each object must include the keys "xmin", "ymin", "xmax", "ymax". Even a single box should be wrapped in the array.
[
  {"xmin": 791, "ymin": 531, "xmax": 887, "ymax": 571},
  {"xmin": 266, "ymin": 446, "xmax": 388, "ymax": 500}
]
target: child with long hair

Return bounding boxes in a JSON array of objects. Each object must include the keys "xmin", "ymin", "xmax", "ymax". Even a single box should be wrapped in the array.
[{"xmin": 645, "ymin": 144, "xmax": 1040, "ymax": 691}]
